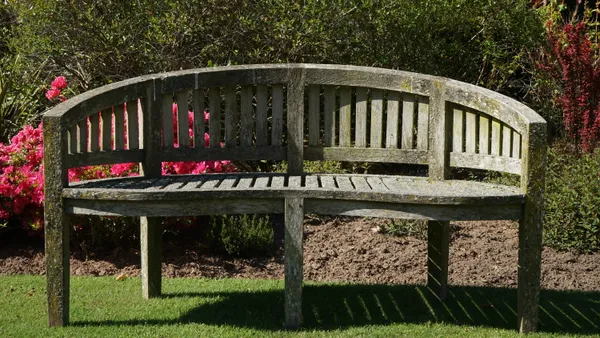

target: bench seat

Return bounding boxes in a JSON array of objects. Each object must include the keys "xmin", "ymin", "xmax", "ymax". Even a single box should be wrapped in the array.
[{"xmin": 63, "ymin": 173, "xmax": 524, "ymax": 220}]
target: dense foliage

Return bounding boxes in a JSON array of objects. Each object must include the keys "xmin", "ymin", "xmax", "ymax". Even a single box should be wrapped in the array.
[{"xmin": 544, "ymin": 145, "xmax": 600, "ymax": 252}]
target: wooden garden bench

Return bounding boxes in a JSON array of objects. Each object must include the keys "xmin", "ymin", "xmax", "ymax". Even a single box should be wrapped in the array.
[{"xmin": 43, "ymin": 64, "xmax": 546, "ymax": 333}]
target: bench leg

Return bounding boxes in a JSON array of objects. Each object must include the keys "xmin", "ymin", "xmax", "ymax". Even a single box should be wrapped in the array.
[
  {"xmin": 284, "ymin": 197, "xmax": 304, "ymax": 329},
  {"xmin": 45, "ymin": 211, "xmax": 70, "ymax": 326},
  {"xmin": 427, "ymin": 220, "xmax": 450, "ymax": 300},
  {"xmin": 141, "ymin": 216, "xmax": 162, "ymax": 298},
  {"xmin": 517, "ymin": 217, "xmax": 542, "ymax": 333}
]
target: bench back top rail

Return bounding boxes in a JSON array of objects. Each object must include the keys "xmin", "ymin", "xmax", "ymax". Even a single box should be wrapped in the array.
[{"xmin": 43, "ymin": 64, "xmax": 546, "ymax": 190}]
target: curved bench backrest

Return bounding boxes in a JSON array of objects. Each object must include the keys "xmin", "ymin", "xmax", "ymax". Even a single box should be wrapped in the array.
[{"xmin": 43, "ymin": 64, "xmax": 546, "ymax": 192}]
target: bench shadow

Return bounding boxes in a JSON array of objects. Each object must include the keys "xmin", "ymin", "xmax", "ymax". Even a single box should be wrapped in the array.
[{"xmin": 73, "ymin": 284, "xmax": 600, "ymax": 334}]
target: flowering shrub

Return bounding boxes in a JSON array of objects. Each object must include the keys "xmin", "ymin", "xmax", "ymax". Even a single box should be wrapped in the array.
[
  {"xmin": 0, "ymin": 76, "xmax": 236, "ymax": 233},
  {"xmin": 538, "ymin": 11, "xmax": 600, "ymax": 152}
]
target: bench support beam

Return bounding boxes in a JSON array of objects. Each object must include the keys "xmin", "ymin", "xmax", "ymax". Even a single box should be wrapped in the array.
[
  {"xmin": 427, "ymin": 220, "xmax": 450, "ymax": 300},
  {"xmin": 141, "ymin": 216, "xmax": 162, "ymax": 298},
  {"xmin": 284, "ymin": 197, "xmax": 304, "ymax": 329},
  {"xmin": 517, "ymin": 212, "xmax": 543, "ymax": 333},
  {"xmin": 45, "ymin": 211, "xmax": 70, "ymax": 326}
]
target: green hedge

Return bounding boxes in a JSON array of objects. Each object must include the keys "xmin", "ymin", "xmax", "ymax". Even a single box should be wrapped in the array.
[
  {"xmin": 544, "ymin": 145, "xmax": 600, "ymax": 253},
  {"xmin": 8, "ymin": 0, "xmax": 543, "ymax": 95}
]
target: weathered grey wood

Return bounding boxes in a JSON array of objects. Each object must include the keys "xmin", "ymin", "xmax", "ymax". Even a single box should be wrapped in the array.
[
  {"xmin": 236, "ymin": 177, "xmax": 254, "ymax": 189},
  {"xmin": 427, "ymin": 220, "xmax": 450, "ymax": 300},
  {"xmin": 402, "ymin": 94, "xmax": 415, "ymax": 150},
  {"xmin": 285, "ymin": 197, "xmax": 304, "ymax": 329},
  {"xmin": 64, "ymin": 174, "xmax": 525, "ymax": 205},
  {"xmin": 502, "ymin": 126, "xmax": 512, "ymax": 157},
  {"xmin": 218, "ymin": 176, "xmax": 238, "ymax": 189},
  {"xmin": 304, "ymin": 147, "xmax": 428, "ymax": 164},
  {"xmin": 304, "ymin": 199, "xmax": 523, "ymax": 221},
  {"xmin": 355, "ymin": 87, "xmax": 368, "ymax": 148},
  {"xmin": 428, "ymin": 82, "xmax": 451, "ymax": 180},
  {"xmin": 323, "ymin": 86, "xmax": 336, "ymax": 146},
  {"xmin": 68, "ymin": 125, "xmax": 77, "ymax": 154},
  {"xmin": 141, "ymin": 216, "xmax": 162, "ymax": 298},
  {"xmin": 140, "ymin": 80, "xmax": 163, "ymax": 177},
  {"xmin": 305, "ymin": 175, "xmax": 319, "ymax": 188},
  {"xmin": 366, "ymin": 176, "xmax": 388, "ymax": 191},
  {"xmin": 417, "ymin": 99, "xmax": 429, "ymax": 151},
  {"xmin": 101, "ymin": 109, "xmax": 112, "ymax": 151},
  {"xmin": 491, "ymin": 120, "xmax": 501, "ymax": 156},
  {"xmin": 465, "ymin": 111, "xmax": 476, "ymax": 153},
  {"xmin": 452, "ymin": 108, "xmax": 463, "ymax": 153},
  {"xmin": 43, "ymin": 116, "xmax": 70, "ymax": 326},
  {"xmin": 256, "ymin": 85, "xmax": 269, "ymax": 146},
  {"xmin": 450, "ymin": 152, "xmax": 522, "ymax": 175},
  {"xmin": 224, "ymin": 86, "xmax": 237, "ymax": 148},
  {"xmin": 126, "ymin": 100, "xmax": 140, "ymax": 150},
  {"xmin": 114, "ymin": 104, "xmax": 126, "ymax": 150},
  {"xmin": 371, "ymin": 89, "xmax": 383, "ymax": 148},
  {"xmin": 162, "ymin": 93, "xmax": 174, "ymax": 148},
  {"xmin": 512, "ymin": 131, "xmax": 521, "ymax": 159},
  {"xmin": 479, "ymin": 115, "xmax": 490, "ymax": 155},
  {"xmin": 287, "ymin": 69, "xmax": 304, "ymax": 175},
  {"xmin": 320, "ymin": 175, "xmax": 336, "ymax": 189},
  {"xmin": 193, "ymin": 89, "xmax": 205, "ymax": 148},
  {"xmin": 335, "ymin": 176, "xmax": 353, "ymax": 190},
  {"xmin": 339, "ymin": 87, "xmax": 352, "ymax": 147},
  {"xmin": 78, "ymin": 119, "xmax": 88, "ymax": 153},
  {"xmin": 176, "ymin": 91, "xmax": 189, "ymax": 148},
  {"xmin": 518, "ymin": 121, "xmax": 547, "ymax": 333},
  {"xmin": 386, "ymin": 91, "xmax": 400, "ymax": 149},
  {"xmin": 288, "ymin": 175, "xmax": 302, "ymax": 188},
  {"xmin": 271, "ymin": 84, "xmax": 284, "ymax": 147},
  {"xmin": 350, "ymin": 176, "xmax": 370, "ymax": 191},
  {"xmin": 308, "ymin": 85, "xmax": 320, "ymax": 147},
  {"xmin": 89, "ymin": 112, "xmax": 100, "ymax": 152},
  {"xmin": 209, "ymin": 87, "xmax": 221, "ymax": 148},
  {"xmin": 66, "ymin": 149, "xmax": 145, "ymax": 168},
  {"xmin": 254, "ymin": 176, "xmax": 270, "ymax": 188},
  {"xmin": 240, "ymin": 86, "xmax": 253, "ymax": 147}
]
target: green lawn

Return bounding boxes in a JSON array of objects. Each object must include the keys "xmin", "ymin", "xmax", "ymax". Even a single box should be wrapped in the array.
[{"xmin": 0, "ymin": 275, "xmax": 598, "ymax": 337}]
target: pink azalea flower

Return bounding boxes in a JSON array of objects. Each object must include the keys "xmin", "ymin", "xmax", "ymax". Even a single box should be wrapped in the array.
[
  {"xmin": 51, "ymin": 76, "xmax": 68, "ymax": 90},
  {"xmin": 45, "ymin": 89, "xmax": 61, "ymax": 101}
]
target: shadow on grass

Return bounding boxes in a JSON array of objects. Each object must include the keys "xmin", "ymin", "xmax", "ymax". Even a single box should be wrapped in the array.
[{"xmin": 74, "ymin": 284, "xmax": 600, "ymax": 334}]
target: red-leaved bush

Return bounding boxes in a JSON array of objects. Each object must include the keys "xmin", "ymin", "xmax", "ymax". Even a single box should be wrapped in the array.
[
  {"xmin": 538, "ymin": 19, "xmax": 600, "ymax": 152},
  {"xmin": 0, "ymin": 77, "xmax": 236, "ymax": 234}
]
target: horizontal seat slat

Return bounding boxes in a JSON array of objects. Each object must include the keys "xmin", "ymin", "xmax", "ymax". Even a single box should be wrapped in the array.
[{"xmin": 64, "ymin": 173, "xmax": 524, "ymax": 208}]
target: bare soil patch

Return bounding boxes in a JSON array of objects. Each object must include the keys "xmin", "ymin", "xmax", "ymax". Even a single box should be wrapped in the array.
[{"xmin": 1, "ymin": 218, "xmax": 599, "ymax": 291}]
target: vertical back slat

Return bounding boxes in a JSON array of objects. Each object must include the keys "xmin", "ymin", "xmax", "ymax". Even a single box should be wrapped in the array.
[
  {"xmin": 339, "ymin": 87, "xmax": 352, "ymax": 147},
  {"xmin": 101, "ymin": 109, "xmax": 112, "ymax": 151},
  {"xmin": 271, "ymin": 85, "xmax": 284, "ymax": 146},
  {"xmin": 176, "ymin": 91, "xmax": 189, "ymax": 148},
  {"xmin": 370, "ymin": 89, "xmax": 383, "ymax": 148},
  {"xmin": 502, "ymin": 126, "xmax": 512, "ymax": 157},
  {"xmin": 209, "ymin": 87, "xmax": 221, "ymax": 148},
  {"xmin": 308, "ymin": 85, "xmax": 320, "ymax": 147},
  {"xmin": 479, "ymin": 115, "xmax": 490, "ymax": 154},
  {"xmin": 417, "ymin": 99, "xmax": 429, "ymax": 151},
  {"xmin": 114, "ymin": 104, "xmax": 126, "ymax": 150},
  {"xmin": 256, "ymin": 85, "xmax": 269, "ymax": 146},
  {"xmin": 224, "ymin": 86, "xmax": 237, "ymax": 148},
  {"xmin": 323, "ymin": 86, "xmax": 336, "ymax": 146},
  {"xmin": 240, "ymin": 86, "xmax": 253, "ymax": 147},
  {"xmin": 355, "ymin": 87, "xmax": 368, "ymax": 147},
  {"xmin": 452, "ymin": 108, "xmax": 463, "ymax": 152},
  {"xmin": 78, "ymin": 118, "xmax": 88, "ymax": 153},
  {"xmin": 512, "ymin": 131, "xmax": 521, "ymax": 159},
  {"xmin": 126, "ymin": 100, "xmax": 139, "ymax": 150},
  {"xmin": 465, "ymin": 111, "xmax": 476, "ymax": 153},
  {"xmin": 69, "ymin": 125, "xmax": 77, "ymax": 154},
  {"xmin": 402, "ymin": 94, "xmax": 415, "ymax": 149},
  {"xmin": 89, "ymin": 113, "xmax": 100, "ymax": 152},
  {"xmin": 386, "ymin": 91, "xmax": 400, "ymax": 149},
  {"xmin": 491, "ymin": 120, "xmax": 501, "ymax": 156},
  {"xmin": 193, "ymin": 89, "xmax": 205, "ymax": 148},
  {"xmin": 162, "ymin": 94, "xmax": 174, "ymax": 148}
]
